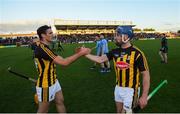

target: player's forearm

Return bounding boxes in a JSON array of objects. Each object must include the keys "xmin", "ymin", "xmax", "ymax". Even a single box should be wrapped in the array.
[
  {"xmin": 54, "ymin": 54, "xmax": 82, "ymax": 66},
  {"xmin": 85, "ymin": 54, "xmax": 105, "ymax": 63},
  {"xmin": 141, "ymin": 71, "xmax": 150, "ymax": 97},
  {"xmin": 63, "ymin": 53, "xmax": 83, "ymax": 66}
]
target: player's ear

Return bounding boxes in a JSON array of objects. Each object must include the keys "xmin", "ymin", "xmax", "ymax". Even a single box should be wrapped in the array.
[{"xmin": 41, "ymin": 33, "xmax": 46, "ymax": 39}]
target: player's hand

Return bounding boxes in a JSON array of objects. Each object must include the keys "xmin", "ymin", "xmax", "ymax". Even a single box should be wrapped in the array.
[
  {"xmin": 75, "ymin": 47, "xmax": 81, "ymax": 53},
  {"xmin": 75, "ymin": 47, "xmax": 91, "ymax": 55},
  {"xmin": 138, "ymin": 95, "xmax": 148, "ymax": 109},
  {"xmin": 80, "ymin": 47, "xmax": 91, "ymax": 55},
  {"xmin": 75, "ymin": 45, "xmax": 85, "ymax": 53}
]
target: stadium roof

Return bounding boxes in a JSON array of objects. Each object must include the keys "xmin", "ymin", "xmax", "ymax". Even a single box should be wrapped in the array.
[
  {"xmin": 0, "ymin": 19, "xmax": 136, "ymax": 37},
  {"xmin": 54, "ymin": 19, "xmax": 135, "ymax": 30}
]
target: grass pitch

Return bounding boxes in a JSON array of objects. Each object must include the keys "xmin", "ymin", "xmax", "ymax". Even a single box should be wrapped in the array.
[{"xmin": 0, "ymin": 39, "xmax": 180, "ymax": 113}]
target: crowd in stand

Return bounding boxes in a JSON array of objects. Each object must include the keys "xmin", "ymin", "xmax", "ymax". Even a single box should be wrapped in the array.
[
  {"xmin": 134, "ymin": 33, "xmax": 162, "ymax": 39},
  {"xmin": 57, "ymin": 33, "xmax": 114, "ymax": 44},
  {"xmin": 0, "ymin": 33, "xmax": 165, "ymax": 46},
  {"xmin": 0, "ymin": 36, "xmax": 37, "ymax": 46}
]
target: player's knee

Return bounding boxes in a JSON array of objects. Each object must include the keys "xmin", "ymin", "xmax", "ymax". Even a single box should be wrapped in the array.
[
  {"xmin": 117, "ymin": 107, "xmax": 123, "ymax": 113},
  {"xmin": 55, "ymin": 98, "xmax": 64, "ymax": 106},
  {"xmin": 37, "ymin": 103, "xmax": 49, "ymax": 113},
  {"xmin": 37, "ymin": 108, "xmax": 49, "ymax": 113},
  {"xmin": 159, "ymin": 51, "xmax": 162, "ymax": 55},
  {"xmin": 123, "ymin": 105, "xmax": 132, "ymax": 114},
  {"xmin": 124, "ymin": 108, "xmax": 132, "ymax": 114}
]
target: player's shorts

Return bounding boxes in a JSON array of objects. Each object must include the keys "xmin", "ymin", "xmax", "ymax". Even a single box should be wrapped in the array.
[
  {"xmin": 160, "ymin": 47, "xmax": 168, "ymax": 53},
  {"xmin": 114, "ymin": 85, "xmax": 138, "ymax": 111},
  {"xmin": 36, "ymin": 80, "xmax": 61, "ymax": 102}
]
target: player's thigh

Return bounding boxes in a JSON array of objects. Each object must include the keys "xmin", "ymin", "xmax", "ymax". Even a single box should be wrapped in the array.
[
  {"xmin": 114, "ymin": 86, "xmax": 134, "ymax": 111},
  {"xmin": 159, "ymin": 50, "xmax": 163, "ymax": 55},
  {"xmin": 55, "ymin": 90, "xmax": 64, "ymax": 105},
  {"xmin": 123, "ymin": 88, "xmax": 134, "ymax": 112},
  {"xmin": 115, "ymin": 102, "xmax": 123, "ymax": 111},
  {"xmin": 36, "ymin": 87, "xmax": 49, "ymax": 102},
  {"xmin": 163, "ymin": 48, "xmax": 168, "ymax": 53},
  {"xmin": 38, "ymin": 102, "xmax": 50, "ymax": 108},
  {"xmin": 52, "ymin": 80, "xmax": 63, "ymax": 103},
  {"xmin": 114, "ymin": 85, "xmax": 124, "ymax": 102}
]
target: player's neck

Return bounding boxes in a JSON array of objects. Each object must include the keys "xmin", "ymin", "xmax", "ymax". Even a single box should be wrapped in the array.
[
  {"xmin": 121, "ymin": 42, "xmax": 131, "ymax": 49},
  {"xmin": 40, "ymin": 40, "xmax": 50, "ymax": 45}
]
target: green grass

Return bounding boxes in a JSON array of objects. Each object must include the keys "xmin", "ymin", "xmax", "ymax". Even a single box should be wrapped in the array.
[{"xmin": 0, "ymin": 39, "xmax": 180, "ymax": 113}]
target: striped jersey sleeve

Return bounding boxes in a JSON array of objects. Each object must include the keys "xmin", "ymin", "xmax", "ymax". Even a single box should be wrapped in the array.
[
  {"xmin": 38, "ymin": 44, "xmax": 57, "ymax": 61},
  {"xmin": 106, "ymin": 49, "xmax": 117, "ymax": 61},
  {"xmin": 136, "ymin": 51, "xmax": 149, "ymax": 71}
]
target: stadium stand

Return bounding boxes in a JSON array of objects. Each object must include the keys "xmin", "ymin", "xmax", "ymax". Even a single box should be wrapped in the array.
[{"xmin": 0, "ymin": 19, "xmax": 178, "ymax": 46}]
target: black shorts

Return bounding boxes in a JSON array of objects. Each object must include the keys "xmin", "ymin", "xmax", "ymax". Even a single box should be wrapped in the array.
[{"xmin": 160, "ymin": 47, "xmax": 168, "ymax": 53}]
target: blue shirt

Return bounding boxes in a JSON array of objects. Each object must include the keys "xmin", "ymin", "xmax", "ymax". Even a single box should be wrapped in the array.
[
  {"xmin": 96, "ymin": 40, "xmax": 102, "ymax": 55},
  {"xmin": 101, "ymin": 39, "xmax": 109, "ymax": 54}
]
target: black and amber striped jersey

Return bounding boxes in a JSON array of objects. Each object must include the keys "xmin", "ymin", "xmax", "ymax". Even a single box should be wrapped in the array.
[
  {"xmin": 106, "ymin": 45, "xmax": 149, "ymax": 89},
  {"xmin": 34, "ymin": 42, "xmax": 57, "ymax": 88},
  {"xmin": 31, "ymin": 41, "xmax": 40, "ymax": 51}
]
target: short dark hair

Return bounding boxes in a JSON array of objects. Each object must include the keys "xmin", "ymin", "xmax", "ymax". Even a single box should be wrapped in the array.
[
  {"xmin": 37, "ymin": 25, "xmax": 51, "ymax": 40},
  {"xmin": 94, "ymin": 34, "xmax": 100, "ymax": 37},
  {"xmin": 100, "ymin": 33, "xmax": 104, "ymax": 36}
]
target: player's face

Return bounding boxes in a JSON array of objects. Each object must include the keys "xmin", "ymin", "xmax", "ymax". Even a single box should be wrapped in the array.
[
  {"xmin": 45, "ymin": 29, "xmax": 53, "ymax": 42},
  {"xmin": 100, "ymin": 35, "xmax": 104, "ymax": 39},
  {"xmin": 95, "ymin": 36, "xmax": 100, "ymax": 40},
  {"xmin": 114, "ymin": 32, "xmax": 123, "ymax": 46},
  {"xmin": 114, "ymin": 32, "xmax": 129, "ymax": 46}
]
